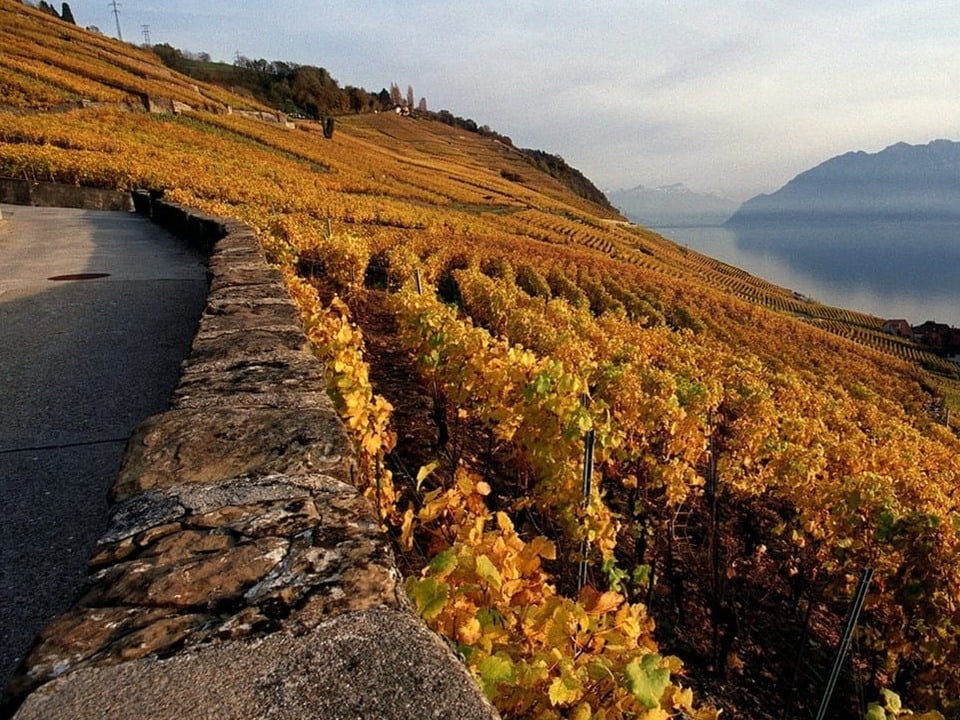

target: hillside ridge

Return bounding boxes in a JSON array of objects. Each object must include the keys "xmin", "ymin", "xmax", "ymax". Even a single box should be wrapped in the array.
[
  {"xmin": 153, "ymin": 44, "xmax": 617, "ymax": 212},
  {"xmin": 728, "ymin": 138, "xmax": 960, "ymax": 222}
]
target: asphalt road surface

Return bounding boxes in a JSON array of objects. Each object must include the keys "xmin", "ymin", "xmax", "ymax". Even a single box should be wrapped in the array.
[{"xmin": 0, "ymin": 204, "xmax": 208, "ymax": 689}]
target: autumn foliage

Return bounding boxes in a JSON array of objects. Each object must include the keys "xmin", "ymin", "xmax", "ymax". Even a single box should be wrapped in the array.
[{"xmin": 3, "ymin": 3, "xmax": 960, "ymax": 715}]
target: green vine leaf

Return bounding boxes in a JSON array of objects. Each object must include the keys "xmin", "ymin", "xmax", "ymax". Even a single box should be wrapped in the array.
[
  {"xmin": 624, "ymin": 654, "xmax": 670, "ymax": 710},
  {"xmin": 408, "ymin": 576, "xmax": 448, "ymax": 620},
  {"xmin": 477, "ymin": 654, "xmax": 515, "ymax": 699},
  {"xmin": 428, "ymin": 548, "xmax": 458, "ymax": 578},
  {"xmin": 476, "ymin": 554, "xmax": 503, "ymax": 590}
]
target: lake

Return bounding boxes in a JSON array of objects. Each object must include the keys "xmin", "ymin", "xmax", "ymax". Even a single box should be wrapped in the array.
[{"xmin": 653, "ymin": 219, "xmax": 960, "ymax": 329}]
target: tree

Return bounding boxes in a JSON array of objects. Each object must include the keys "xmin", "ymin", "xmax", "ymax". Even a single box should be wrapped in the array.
[
  {"xmin": 418, "ymin": 97, "xmax": 428, "ymax": 113},
  {"xmin": 37, "ymin": 1, "xmax": 59, "ymax": 17},
  {"xmin": 406, "ymin": 84, "xmax": 415, "ymax": 109},
  {"xmin": 60, "ymin": 3, "xmax": 75, "ymax": 23},
  {"xmin": 389, "ymin": 82, "xmax": 402, "ymax": 107},
  {"xmin": 346, "ymin": 86, "xmax": 371, "ymax": 114},
  {"xmin": 151, "ymin": 43, "xmax": 186, "ymax": 72}
]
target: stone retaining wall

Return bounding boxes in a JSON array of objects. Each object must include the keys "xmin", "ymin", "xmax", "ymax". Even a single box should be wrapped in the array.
[
  {"xmin": 3, "ymin": 196, "xmax": 498, "ymax": 720},
  {"xmin": 0, "ymin": 177, "xmax": 133, "ymax": 211}
]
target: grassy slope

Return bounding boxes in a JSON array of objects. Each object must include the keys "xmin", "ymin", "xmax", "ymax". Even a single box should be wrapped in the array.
[
  {"xmin": 3, "ymin": 2, "xmax": 960, "ymax": 716},
  {"xmin": 0, "ymin": 2, "xmax": 270, "ymax": 111}
]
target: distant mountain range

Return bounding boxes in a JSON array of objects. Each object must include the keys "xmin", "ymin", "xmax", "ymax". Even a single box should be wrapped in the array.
[
  {"xmin": 727, "ymin": 139, "xmax": 960, "ymax": 224},
  {"xmin": 607, "ymin": 183, "xmax": 739, "ymax": 227}
]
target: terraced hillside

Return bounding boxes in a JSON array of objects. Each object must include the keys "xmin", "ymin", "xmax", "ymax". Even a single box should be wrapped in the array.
[{"xmin": 2, "ymin": 2, "xmax": 959, "ymax": 717}]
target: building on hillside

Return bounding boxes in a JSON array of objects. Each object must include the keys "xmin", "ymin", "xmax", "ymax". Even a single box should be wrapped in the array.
[
  {"xmin": 913, "ymin": 321, "xmax": 960, "ymax": 353},
  {"xmin": 882, "ymin": 319, "xmax": 913, "ymax": 338}
]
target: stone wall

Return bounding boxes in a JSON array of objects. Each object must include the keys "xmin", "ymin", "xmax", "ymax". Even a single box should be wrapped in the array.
[
  {"xmin": 3, "ymin": 196, "xmax": 498, "ymax": 720},
  {"xmin": 227, "ymin": 107, "xmax": 290, "ymax": 125},
  {"xmin": 0, "ymin": 177, "xmax": 133, "ymax": 211}
]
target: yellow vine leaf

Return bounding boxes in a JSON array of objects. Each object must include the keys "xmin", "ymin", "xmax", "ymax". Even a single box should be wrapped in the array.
[
  {"xmin": 579, "ymin": 585, "xmax": 624, "ymax": 616},
  {"xmin": 571, "ymin": 702, "xmax": 592, "ymax": 720},
  {"xmin": 458, "ymin": 615, "xmax": 483, "ymax": 645},
  {"xmin": 476, "ymin": 554, "xmax": 503, "ymax": 590},
  {"xmin": 548, "ymin": 666, "xmax": 583, "ymax": 706},
  {"xmin": 416, "ymin": 460, "xmax": 440, "ymax": 490},
  {"xmin": 399, "ymin": 506, "xmax": 415, "ymax": 550}
]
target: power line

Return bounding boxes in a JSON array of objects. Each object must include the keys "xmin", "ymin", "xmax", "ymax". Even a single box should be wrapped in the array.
[
  {"xmin": 108, "ymin": 0, "xmax": 123, "ymax": 41},
  {"xmin": 141, "ymin": 24, "xmax": 151, "ymax": 45}
]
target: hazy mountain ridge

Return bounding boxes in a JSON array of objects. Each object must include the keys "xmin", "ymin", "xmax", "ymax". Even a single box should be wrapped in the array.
[
  {"xmin": 728, "ymin": 139, "xmax": 960, "ymax": 223},
  {"xmin": 607, "ymin": 183, "xmax": 738, "ymax": 227}
]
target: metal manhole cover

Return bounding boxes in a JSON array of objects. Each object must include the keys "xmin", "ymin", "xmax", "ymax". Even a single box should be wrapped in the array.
[{"xmin": 47, "ymin": 273, "xmax": 112, "ymax": 281}]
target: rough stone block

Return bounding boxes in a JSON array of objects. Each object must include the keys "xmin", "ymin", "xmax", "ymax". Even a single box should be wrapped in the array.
[
  {"xmin": 171, "ymin": 388, "xmax": 334, "ymax": 412},
  {"xmin": 175, "ymin": 351, "xmax": 328, "ymax": 401},
  {"xmin": 208, "ymin": 264, "xmax": 285, "ymax": 293},
  {"xmin": 3, "ymin": 605, "xmax": 201, "ymax": 704},
  {"xmin": 111, "ymin": 409, "xmax": 355, "ymax": 501},
  {"xmin": 12, "ymin": 609, "xmax": 500, "ymax": 720},
  {"xmin": 207, "ymin": 249, "xmax": 266, "ymax": 274},
  {"xmin": 86, "ymin": 537, "xmax": 289, "ymax": 608},
  {"xmin": 6, "ymin": 474, "xmax": 408, "ymax": 711},
  {"xmin": 197, "ymin": 297, "xmax": 303, "ymax": 335},
  {"xmin": 185, "ymin": 327, "xmax": 311, "ymax": 365},
  {"xmin": 211, "ymin": 228, "xmax": 259, "ymax": 254}
]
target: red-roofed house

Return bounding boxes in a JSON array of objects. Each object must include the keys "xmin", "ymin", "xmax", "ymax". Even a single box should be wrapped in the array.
[{"xmin": 882, "ymin": 319, "xmax": 913, "ymax": 338}]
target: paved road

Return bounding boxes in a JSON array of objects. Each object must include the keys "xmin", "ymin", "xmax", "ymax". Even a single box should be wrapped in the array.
[{"xmin": 0, "ymin": 205, "xmax": 208, "ymax": 688}]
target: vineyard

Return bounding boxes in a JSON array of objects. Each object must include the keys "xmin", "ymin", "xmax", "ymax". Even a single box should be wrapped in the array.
[
  {"xmin": 2, "ymin": 2, "xmax": 960, "ymax": 717},
  {"xmin": 0, "ymin": 2, "xmax": 268, "ymax": 111}
]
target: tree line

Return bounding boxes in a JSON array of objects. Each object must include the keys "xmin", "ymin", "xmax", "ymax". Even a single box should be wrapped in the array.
[
  {"xmin": 30, "ymin": 1, "xmax": 76, "ymax": 24},
  {"xmin": 151, "ymin": 46, "xmax": 417, "ymax": 120}
]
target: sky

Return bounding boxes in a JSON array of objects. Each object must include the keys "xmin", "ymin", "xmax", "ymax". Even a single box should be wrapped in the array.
[{"xmin": 73, "ymin": 1, "xmax": 960, "ymax": 201}]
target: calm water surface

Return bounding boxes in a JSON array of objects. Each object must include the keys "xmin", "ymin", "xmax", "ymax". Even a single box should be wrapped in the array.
[{"xmin": 654, "ymin": 220, "xmax": 960, "ymax": 328}]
